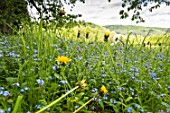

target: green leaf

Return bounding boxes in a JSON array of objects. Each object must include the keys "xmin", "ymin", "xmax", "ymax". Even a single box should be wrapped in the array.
[
  {"xmin": 161, "ymin": 102, "xmax": 170, "ymax": 108},
  {"xmin": 77, "ymin": 101, "xmax": 84, "ymax": 105},
  {"xmin": 104, "ymin": 101, "xmax": 118, "ymax": 112},
  {"xmin": 12, "ymin": 95, "xmax": 23, "ymax": 113},
  {"xmin": 99, "ymin": 101, "xmax": 104, "ymax": 110},
  {"xmin": 6, "ymin": 77, "xmax": 17, "ymax": 84},
  {"xmin": 125, "ymin": 97, "xmax": 133, "ymax": 103},
  {"xmin": 54, "ymin": 73, "xmax": 62, "ymax": 80}
]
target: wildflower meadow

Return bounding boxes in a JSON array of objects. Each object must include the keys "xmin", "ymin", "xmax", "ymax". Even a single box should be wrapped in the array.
[{"xmin": 0, "ymin": 22, "xmax": 170, "ymax": 113}]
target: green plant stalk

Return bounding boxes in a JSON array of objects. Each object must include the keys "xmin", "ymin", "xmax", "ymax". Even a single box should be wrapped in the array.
[
  {"xmin": 73, "ymin": 97, "xmax": 95, "ymax": 113},
  {"xmin": 12, "ymin": 95, "xmax": 23, "ymax": 113},
  {"xmin": 35, "ymin": 86, "xmax": 79, "ymax": 113}
]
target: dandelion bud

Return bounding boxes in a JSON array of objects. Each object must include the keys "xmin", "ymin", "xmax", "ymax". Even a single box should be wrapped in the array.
[
  {"xmin": 58, "ymin": 10, "xmax": 65, "ymax": 16},
  {"xmin": 104, "ymin": 31, "xmax": 110, "ymax": 42},
  {"xmin": 86, "ymin": 32, "xmax": 90, "ymax": 39},
  {"xmin": 77, "ymin": 30, "xmax": 80, "ymax": 38}
]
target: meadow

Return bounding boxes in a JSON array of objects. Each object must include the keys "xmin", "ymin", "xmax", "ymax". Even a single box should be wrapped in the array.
[{"xmin": 0, "ymin": 22, "xmax": 170, "ymax": 113}]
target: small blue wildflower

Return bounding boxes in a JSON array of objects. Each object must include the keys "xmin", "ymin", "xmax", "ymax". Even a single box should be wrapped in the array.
[
  {"xmin": 48, "ymin": 76, "xmax": 52, "ymax": 80},
  {"xmin": 168, "ymin": 86, "xmax": 170, "ymax": 91},
  {"xmin": 66, "ymin": 90, "xmax": 70, "ymax": 94},
  {"xmin": 102, "ymin": 74, "xmax": 106, "ymax": 77},
  {"xmin": 91, "ymin": 106, "xmax": 95, "ymax": 111},
  {"xmin": 101, "ymin": 61, "xmax": 105, "ymax": 66},
  {"xmin": 130, "ymin": 76, "xmax": 136, "ymax": 80},
  {"xmin": 52, "ymin": 66, "xmax": 56, "ymax": 71},
  {"xmin": 34, "ymin": 50, "xmax": 38, "ymax": 54},
  {"xmin": 3, "ymin": 90, "xmax": 10, "ymax": 97},
  {"xmin": 167, "ymin": 109, "xmax": 170, "ymax": 112},
  {"xmin": 109, "ymin": 81, "xmax": 112, "ymax": 85},
  {"xmin": 12, "ymin": 83, "xmax": 20, "ymax": 87},
  {"xmin": 100, "ymin": 70, "xmax": 105, "ymax": 73},
  {"xmin": 60, "ymin": 80, "xmax": 67, "ymax": 85},
  {"xmin": 0, "ymin": 54, "xmax": 3, "ymax": 58},
  {"xmin": 156, "ymin": 54, "xmax": 162, "ymax": 58},
  {"xmin": 150, "ymin": 72, "xmax": 157, "ymax": 79},
  {"xmin": 46, "ymin": 108, "xmax": 50, "ymax": 111},
  {"xmin": 58, "ymin": 84, "xmax": 61, "ymax": 87},
  {"xmin": 73, "ymin": 58, "xmax": 77, "ymax": 61},
  {"xmin": 136, "ymin": 79, "xmax": 142, "ymax": 82},
  {"xmin": 134, "ymin": 104, "xmax": 141, "ymax": 109},
  {"xmin": 75, "ymin": 105, "xmax": 79, "ymax": 109},
  {"xmin": 134, "ymin": 68, "xmax": 139, "ymax": 73},
  {"xmin": 134, "ymin": 72, "xmax": 139, "ymax": 76},
  {"xmin": 117, "ymin": 87, "xmax": 124, "ymax": 91},
  {"xmin": 36, "ymin": 79, "xmax": 44, "ymax": 86},
  {"xmin": 157, "ymin": 94, "xmax": 166, "ymax": 98},
  {"xmin": 7, "ymin": 107, "xmax": 12, "ymax": 112},
  {"xmin": 0, "ymin": 87, "xmax": 4, "ymax": 90},
  {"xmin": 91, "ymin": 88, "xmax": 98, "ymax": 93},
  {"xmin": 126, "ymin": 107, "xmax": 133, "ymax": 113},
  {"xmin": 85, "ymin": 106, "xmax": 88, "ymax": 110},
  {"xmin": 110, "ymin": 99, "xmax": 115, "ymax": 104},
  {"xmin": 130, "ymin": 67, "xmax": 134, "ymax": 72},
  {"xmin": 140, "ymin": 108, "xmax": 144, "ymax": 112},
  {"xmin": 78, "ymin": 56, "xmax": 82, "ymax": 60},
  {"xmin": 116, "ymin": 63, "xmax": 122, "ymax": 67},
  {"xmin": 20, "ymin": 89, "xmax": 25, "ymax": 93},
  {"xmin": 35, "ymin": 105, "xmax": 41, "ymax": 109},
  {"xmin": 102, "ymin": 96, "xmax": 108, "ymax": 100},
  {"xmin": 26, "ymin": 111, "xmax": 31, "ymax": 113},
  {"xmin": 0, "ymin": 109, "xmax": 5, "ymax": 113},
  {"xmin": 24, "ymin": 87, "xmax": 30, "ymax": 91},
  {"xmin": 158, "ymin": 63, "xmax": 163, "ymax": 68},
  {"xmin": 126, "ymin": 58, "xmax": 130, "ymax": 63},
  {"xmin": 93, "ymin": 97, "xmax": 99, "ymax": 102},
  {"xmin": 122, "ymin": 69, "xmax": 126, "ymax": 73}
]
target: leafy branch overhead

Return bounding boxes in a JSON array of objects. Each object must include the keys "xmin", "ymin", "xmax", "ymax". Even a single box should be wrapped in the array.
[{"xmin": 118, "ymin": 0, "xmax": 170, "ymax": 23}]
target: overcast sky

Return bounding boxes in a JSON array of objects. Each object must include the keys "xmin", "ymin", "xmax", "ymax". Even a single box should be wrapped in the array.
[{"xmin": 63, "ymin": 0, "xmax": 170, "ymax": 28}]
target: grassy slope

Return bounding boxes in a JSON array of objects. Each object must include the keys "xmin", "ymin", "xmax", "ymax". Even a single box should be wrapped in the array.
[{"xmin": 103, "ymin": 24, "xmax": 170, "ymax": 36}]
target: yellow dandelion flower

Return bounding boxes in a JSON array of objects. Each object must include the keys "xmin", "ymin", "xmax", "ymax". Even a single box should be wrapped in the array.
[
  {"xmin": 55, "ymin": 56, "xmax": 71, "ymax": 64},
  {"xmin": 75, "ymin": 79, "xmax": 88, "ymax": 89},
  {"xmin": 70, "ymin": 99, "xmax": 77, "ymax": 103},
  {"xmin": 105, "ymin": 30, "xmax": 110, "ymax": 37},
  {"xmin": 81, "ymin": 79, "xmax": 88, "ymax": 87},
  {"xmin": 100, "ymin": 85, "xmax": 108, "ymax": 94}
]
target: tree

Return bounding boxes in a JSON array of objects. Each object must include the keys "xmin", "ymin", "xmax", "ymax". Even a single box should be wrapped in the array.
[{"xmin": 0, "ymin": 0, "xmax": 30, "ymax": 34}]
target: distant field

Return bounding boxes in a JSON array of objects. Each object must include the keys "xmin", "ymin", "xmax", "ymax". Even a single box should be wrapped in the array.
[
  {"xmin": 55, "ymin": 22, "xmax": 170, "ymax": 46},
  {"xmin": 103, "ymin": 25, "xmax": 170, "ymax": 36}
]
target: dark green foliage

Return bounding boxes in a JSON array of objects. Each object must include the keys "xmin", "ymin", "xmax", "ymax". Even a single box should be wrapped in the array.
[{"xmin": 0, "ymin": 0, "xmax": 30, "ymax": 34}]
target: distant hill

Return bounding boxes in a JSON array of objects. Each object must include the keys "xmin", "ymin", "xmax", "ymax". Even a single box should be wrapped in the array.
[{"xmin": 103, "ymin": 25, "xmax": 170, "ymax": 36}]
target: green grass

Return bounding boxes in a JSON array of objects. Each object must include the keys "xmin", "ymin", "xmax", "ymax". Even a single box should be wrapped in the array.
[{"xmin": 0, "ymin": 23, "xmax": 170, "ymax": 113}]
